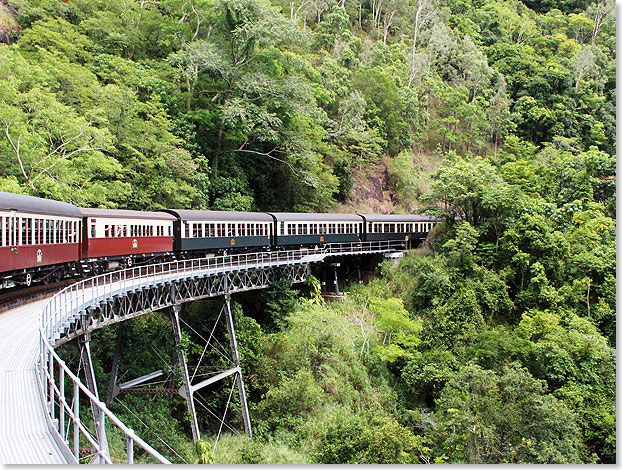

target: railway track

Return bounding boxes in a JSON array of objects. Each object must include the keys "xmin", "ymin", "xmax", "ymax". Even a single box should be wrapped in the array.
[{"xmin": 0, "ymin": 279, "xmax": 78, "ymax": 313}]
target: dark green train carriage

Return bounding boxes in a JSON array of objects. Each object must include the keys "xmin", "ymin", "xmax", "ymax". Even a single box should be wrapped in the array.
[{"xmin": 161, "ymin": 209, "xmax": 274, "ymax": 253}]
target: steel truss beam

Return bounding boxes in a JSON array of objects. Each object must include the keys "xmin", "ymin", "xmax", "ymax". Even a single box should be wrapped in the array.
[{"xmin": 55, "ymin": 263, "xmax": 310, "ymax": 347}]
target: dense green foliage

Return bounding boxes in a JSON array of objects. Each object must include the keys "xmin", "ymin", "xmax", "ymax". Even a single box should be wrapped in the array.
[
  {"xmin": 0, "ymin": 0, "xmax": 614, "ymax": 210},
  {"xmin": 8, "ymin": 0, "xmax": 615, "ymax": 464}
]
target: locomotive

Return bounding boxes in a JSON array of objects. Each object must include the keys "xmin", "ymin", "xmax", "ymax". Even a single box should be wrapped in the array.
[{"xmin": 0, "ymin": 191, "xmax": 438, "ymax": 287}]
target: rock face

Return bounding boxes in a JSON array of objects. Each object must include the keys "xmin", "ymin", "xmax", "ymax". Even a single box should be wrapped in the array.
[
  {"xmin": 0, "ymin": 1, "xmax": 18, "ymax": 45},
  {"xmin": 347, "ymin": 161, "xmax": 398, "ymax": 214}
]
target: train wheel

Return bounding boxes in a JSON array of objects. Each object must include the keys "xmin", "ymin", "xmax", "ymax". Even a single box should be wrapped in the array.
[{"xmin": 25, "ymin": 273, "xmax": 32, "ymax": 287}]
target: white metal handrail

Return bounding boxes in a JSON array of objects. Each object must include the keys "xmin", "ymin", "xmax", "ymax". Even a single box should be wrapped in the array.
[
  {"xmin": 38, "ymin": 335, "xmax": 171, "ymax": 463},
  {"xmin": 37, "ymin": 240, "xmax": 404, "ymax": 464}
]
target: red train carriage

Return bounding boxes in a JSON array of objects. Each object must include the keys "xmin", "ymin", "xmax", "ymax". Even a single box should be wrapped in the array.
[
  {"xmin": 80, "ymin": 208, "xmax": 175, "ymax": 271},
  {"xmin": 0, "ymin": 192, "xmax": 83, "ymax": 286}
]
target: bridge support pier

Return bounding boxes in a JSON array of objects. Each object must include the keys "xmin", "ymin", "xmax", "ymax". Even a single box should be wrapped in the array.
[
  {"xmin": 331, "ymin": 263, "xmax": 341, "ymax": 295},
  {"xmin": 106, "ymin": 323, "xmax": 126, "ymax": 406},
  {"xmin": 170, "ymin": 303, "xmax": 202, "ymax": 444},
  {"xmin": 223, "ymin": 294, "xmax": 252, "ymax": 439},
  {"xmin": 76, "ymin": 334, "xmax": 110, "ymax": 463}
]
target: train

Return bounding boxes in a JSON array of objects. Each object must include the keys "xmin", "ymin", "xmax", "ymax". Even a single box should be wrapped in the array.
[{"xmin": 0, "ymin": 191, "xmax": 439, "ymax": 287}]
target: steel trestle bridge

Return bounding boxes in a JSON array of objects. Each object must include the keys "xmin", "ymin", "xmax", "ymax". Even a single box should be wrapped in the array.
[{"xmin": 3, "ymin": 241, "xmax": 406, "ymax": 464}]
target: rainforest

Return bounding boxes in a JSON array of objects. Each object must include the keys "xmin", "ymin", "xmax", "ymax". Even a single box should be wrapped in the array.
[{"xmin": 0, "ymin": 0, "xmax": 616, "ymax": 463}]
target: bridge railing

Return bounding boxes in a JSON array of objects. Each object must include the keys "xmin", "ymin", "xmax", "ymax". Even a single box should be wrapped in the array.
[
  {"xmin": 37, "ymin": 240, "xmax": 404, "ymax": 464},
  {"xmin": 41, "ymin": 240, "xmax": 405, "ymax": 343},
  {"xmin": 38, "ymin": 334, "xmax": 171, "ymax": 464}
]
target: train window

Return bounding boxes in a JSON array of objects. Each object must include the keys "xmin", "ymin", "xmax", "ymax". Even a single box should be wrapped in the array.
[
  {"xmin": 193, "ymin": 224, "xmax": 199, "ymax": 238},
  {"xmin": 21, "ymin": 218, "xmax": 28, "ymax": 245},
  {"xmin": 199, "ymin": 224, "xmax": 204, "ymax": 237},
  {"xmin": 299, "ymin": 224, "xmax": 306, "ymax": 235},
  {"xmin": 239, "ymin": 224, "xmax": 246, "ymax": 237},
  {"xmin": 207, "ymin": 224, "xmax": 214, "ymax": 237}
]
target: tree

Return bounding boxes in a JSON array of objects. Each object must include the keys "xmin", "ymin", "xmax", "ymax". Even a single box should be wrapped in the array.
[{"xmin": 428, "ymin": 363, "xmax": 583, "ymax": 463}]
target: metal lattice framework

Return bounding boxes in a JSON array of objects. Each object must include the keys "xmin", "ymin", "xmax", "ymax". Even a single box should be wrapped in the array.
[
  {"xmin": 37, "ymin": 241, "xmax": 405, "ymax": 464},
  {"xmin": 58, "ymin": 263, "xmax": 310, "ymax": 347}
]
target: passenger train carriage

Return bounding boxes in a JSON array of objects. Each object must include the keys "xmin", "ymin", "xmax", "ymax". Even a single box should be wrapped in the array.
[
  {"xmin": 0, "ymin": 192, "xmax": 82, "ymax": 285},
  {"xmin": 0, "ymin": 191, "xmax": 440, "ymax": 287},
  {"xmin": 80, "ymin": 208, "xmax": 176, "ymax": 270},
  {"xmin": 161, "ymin": 210, "xmax": 273, "ymax": 252},
  {"xmin": 362, "ymin": 214, "xmax": 438, "ymax": 248},
  {"xmin": 269, "ymin": 213, "xmax": 363, "ymax": 246}
]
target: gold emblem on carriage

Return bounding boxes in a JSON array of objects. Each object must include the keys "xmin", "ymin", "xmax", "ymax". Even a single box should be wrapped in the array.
[
  {"xmin": 231, "ymin": 239, "xmax": 236, "ymax": 246},
  {"xmin": 36, "ymin": 249, "xmax": 42, "ymax": 263},
  {"xmin": 132, "ymin": 239, "xmax": 138, "ymax": 249},
  {"xmin": 320, "ymin": 236, "xmax": 324, "ymax": 242}
]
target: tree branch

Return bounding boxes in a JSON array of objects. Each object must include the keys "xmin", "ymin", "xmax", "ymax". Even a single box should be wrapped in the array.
[
  {"xmin": 233, "ymin": 146, "xmax": 302, "ymax": 177},
  {"xmin": 2, "ymin": 118, "xmax": 36, "ymax": 191}
]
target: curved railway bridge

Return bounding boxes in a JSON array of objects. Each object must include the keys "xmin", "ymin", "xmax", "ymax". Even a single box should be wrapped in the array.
[{"xmin": 0, "ymin": 241, "xmax": 406, "ymax": 464}]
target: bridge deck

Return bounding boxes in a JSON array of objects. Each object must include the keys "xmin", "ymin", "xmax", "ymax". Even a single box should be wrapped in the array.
[{"xmin": 0, "ymin": 299, "xmax": 67, "ymax": 464}]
